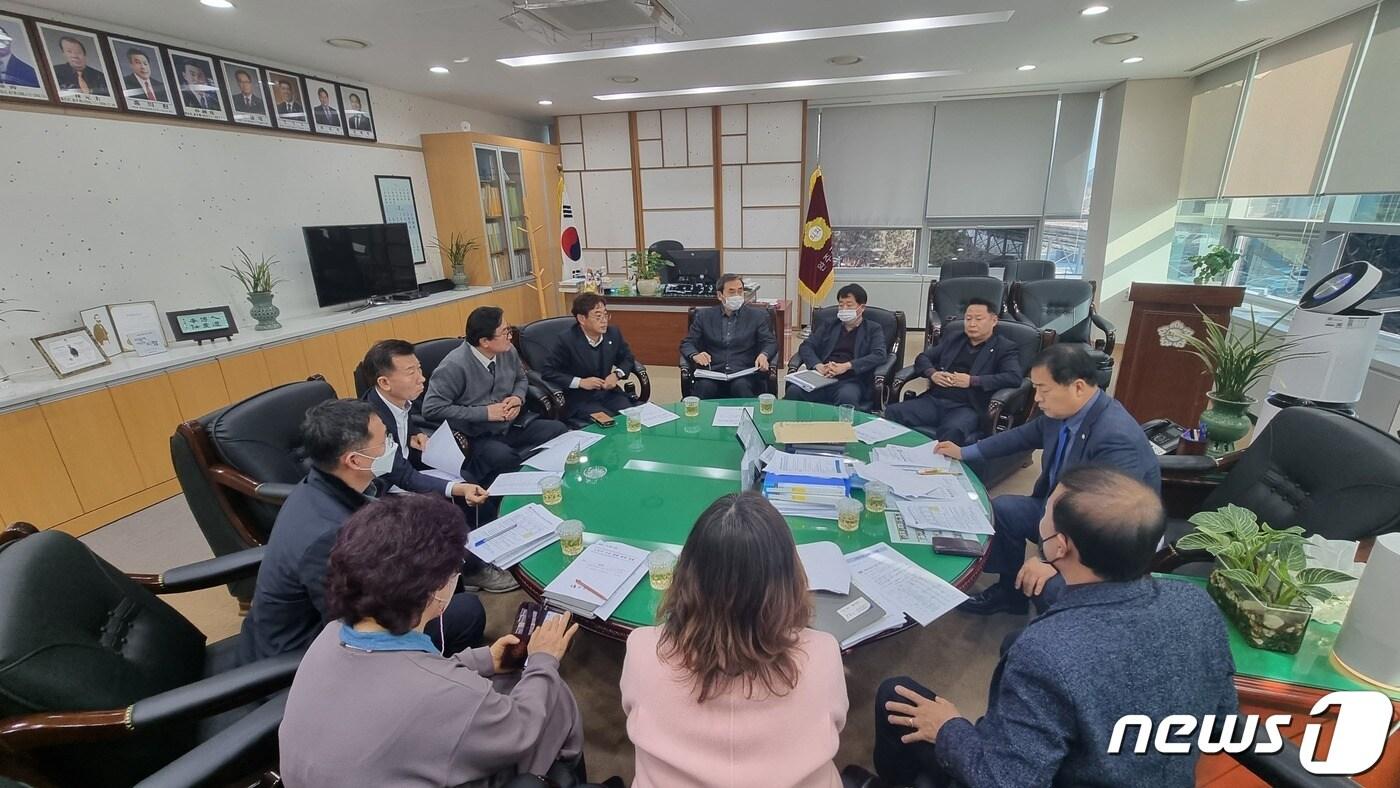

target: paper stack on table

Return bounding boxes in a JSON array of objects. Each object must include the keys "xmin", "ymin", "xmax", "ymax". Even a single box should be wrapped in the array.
[
  {"xmin": 764, "ymin": 452, "xmax": 852, "ymax": 520},
  {"xmin": 797, "ymin": 541, "xmax": 851, "ymax": 594},
  {"xmin": 869, "ymin": 444, "xmax": 960, "ymax": 473},
  {"xmin": 855, "ymin": 462, "xmax": 965, "ymax": 500},
  {"xmin": 542, "ymin": 541, "xmax": 650, "ymax": 619},
  {"xmin": 524, "ymin": 430, "xmax": 607, "ymax": 472},
  {"xmin": 621, "ymin": 402, "xmax": 681, "ymax": 428},
  {"xmin": 712, "ymin": 406, "xmax": 755, "ymax": 427},
  {"xmin": 853, "ymin": 419, "xmax": 911, "ymax": 445},
  {"xmin": 487, "ymin": 471, "xmax": 559, "ymax": 496},
  {"xmin": 894, "ymin": 499, "xmax": 995, "ymax": 536},
  {"xmin": 465, "ymin": 503, "xmax": 562, "ymax": 568},
  {"xmin": 846, "ymin": 543, "xmax": 968, "ymax": 627}
]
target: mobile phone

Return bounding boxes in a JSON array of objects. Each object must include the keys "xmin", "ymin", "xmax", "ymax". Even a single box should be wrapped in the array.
[
  {"xmin": 590, "ymin": 411, "xmax": 616, "ymax": 428},
  {"xmin": 500, "ymin": 601, "xmax": 558, "ymax": 670},
  {"xmin": 931, "ymin": 533, "xmax": 984, "ymax": 557}
]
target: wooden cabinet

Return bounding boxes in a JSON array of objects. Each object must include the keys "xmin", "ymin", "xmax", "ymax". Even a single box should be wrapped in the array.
[
  {"xmin": 262, "ymin": 341, "xmax": 312, "ymax": 385},
  {"xmin": 301, "ymin": 332, "xmax": 351, "ymax": 396},
  {"xmin": 0, "ymin": 408, "xmax": 83, "ymax": 528},
  {"xmin": 41, "ymin": 391, "xmax": 147, "ymax": 511},
  {"xmin": 219, "ymin": 351, "xmax": 274, "ymax": 403},
  {"xmin": 109, "ymin": 375, "xmax": 183, "ymax": 487}
]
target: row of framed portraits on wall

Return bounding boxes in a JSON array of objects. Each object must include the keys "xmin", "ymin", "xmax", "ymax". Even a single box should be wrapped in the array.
[{"xmin": 0, "ymin": 10, "xmax": 377, "ymax": 141}]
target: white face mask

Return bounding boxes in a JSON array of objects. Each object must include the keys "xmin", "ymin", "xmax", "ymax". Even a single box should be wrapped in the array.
[
  {"xmin": 837, "ymin": 308, "xmax": 858, "ymax": 323},
  {"xmin": 723, "ymin": 295, "xmax": 745, "ymax": 311},
  {"xmin": 355, "ymin": 439, "xmax": 396, "ymax": 477}
]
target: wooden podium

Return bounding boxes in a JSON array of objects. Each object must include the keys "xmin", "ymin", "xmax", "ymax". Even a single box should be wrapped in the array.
[{"xmin": 1115, "ymin": 283, "xmax": 1245, "ymax": 426}]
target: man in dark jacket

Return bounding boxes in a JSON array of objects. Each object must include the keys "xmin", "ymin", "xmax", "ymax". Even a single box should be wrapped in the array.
[
  {"xmin": 237, "ymin": 399, "xmax": 486, "ymax": 664},
  {"xmin": 870, "ymin": 467, "xmax": 1237, "ymax": 788},
  {"xmin": 937, "ymin": 344, "xmax": 1161, "ymax": 615},
  {"xmin": 680, "ymin": 273, "xmax": 777, "ymax": 400},
  {"xmin": 784, "ymin": 283, "xmax": 886, "ymax": 408},
  {"xmin": 885, "ymin": 298, "xmax": 1020, "ymax": 443},
  {"xmin": 52, "ymin": 35, "xmax": 108, "ymax": 95},
  {"xmin": 542, "ymin": 293, "xmax": 639, "ymax": 420}
]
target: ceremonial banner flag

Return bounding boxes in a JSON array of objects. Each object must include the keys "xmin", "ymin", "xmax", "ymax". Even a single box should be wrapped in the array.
[
  {"xmin": 558, "ymin": 175, "xmax": 581, "ymax": 266},
  {"xmin": 798, "ymin": 166, "xmax": 835, "ymax": 302}
]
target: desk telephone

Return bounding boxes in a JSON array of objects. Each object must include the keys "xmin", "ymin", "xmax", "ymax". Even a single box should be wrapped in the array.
[{"xmin": 1142, "ymin": 419, "xmax": 1186, "ymax": 456}]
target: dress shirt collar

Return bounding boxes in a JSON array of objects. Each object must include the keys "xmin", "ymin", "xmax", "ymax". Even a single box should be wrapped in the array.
[
  {"xmin": 582, "ymin": 328, "xmax": 605, "ymax": 348},
  {"xmin": 470, "ymin": 345, "xmax": 496, "ymax": 371},
  {"xmin": 375, "ymin": 387, "xmax": 411, "ymax": 417},
  {"xmin": 1062, "ymin": 388, "xmax": 1101, "ymax": 436},
  {"xmin": 338, "ymin": 622, "xmax": 439, "ymax": 654}
]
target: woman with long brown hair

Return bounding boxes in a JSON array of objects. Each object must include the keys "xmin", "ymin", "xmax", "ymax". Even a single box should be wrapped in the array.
[{"xmin": 620, "ymin": 491, "xmax": 847, "ymax": 788}]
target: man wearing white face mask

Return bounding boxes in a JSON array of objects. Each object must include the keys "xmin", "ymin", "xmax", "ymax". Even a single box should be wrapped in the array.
[
  {"xmin": 680, "ymin": 273, "xmax": 778, "ymax": 400},
  {"xmin": 785, "ymin": 283, "xmax": 886, "ymax": 408},
  {"xmin": 238, "ymin": 399, "xmax": 487, "ymax": 666}
]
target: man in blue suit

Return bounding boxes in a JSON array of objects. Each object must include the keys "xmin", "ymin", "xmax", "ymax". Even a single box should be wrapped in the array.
[
  {"xmin": 885, "ymin": 298, "xmax": 1021, "ymax": 444},
  {"xmin": 937, "ymin": 343, "xmax": 1159, "ymax": 615},
  {"xmin": 0, "ymin": 24, "xmax": 41, "ymax": 88},
  {"xmin": 868, "ymin": 466, "xmax": 1237, "ymax": 788},
  {"xmin": 785, "ymin": 283, "xmax": 887, "ymax": 408}
]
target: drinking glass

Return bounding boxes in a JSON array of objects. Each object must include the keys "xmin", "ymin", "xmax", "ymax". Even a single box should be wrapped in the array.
[
  {"xmin": 647, "ymin": 549, "xmax": 677, "ymax": 590},
  {"xmin": 758, "ymin": 393, "xmax": 776, "ymax": 415},
  {"xmin": 539, "ymin": 475, "xmax": 563, "ymax": 505},
  {"xmin": 864, "ymin": 481, "xmax": 890, "ymax": 513},
  {"xmin": 626, "ymin": 411, "xmax": 643, "ymax": 433},
  {"xmin": 683, "ymin": 396, "xmax": 700, "ymax": 417},
  {"xmin": 836, "ymin": 497, "xmax": 863, "ymax": 532},
  {"xmin": 837, "ymin": 404, "xmax": 856, "ymax": 424},
  {"xmin": 556, "ymin": 520, "xmax": 584, "ymax": 556}
]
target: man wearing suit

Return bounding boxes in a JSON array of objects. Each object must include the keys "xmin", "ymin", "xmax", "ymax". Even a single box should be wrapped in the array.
[
  {"xmin": 177, "ymin": 61, "xmax": 219, "ymax": 111},
  {"xmin": 867, "ymin": 467, "xmax": 1237, "ymax": 787},
  {"xmin": 0, "ymin": 25, "xmax": 41, "ymax": 88},
  {"xmin": 885, "ymin": 298, "xmax": 1020, "ymax": 444},
  {"xmin": 52, "ymin": 35, "xmax": 108, "ymax": 95},
  {"xmin": 784, "ymin": 283, "xmax": 886, "ymax": 408},
  {"xmin": 680, "ymin": 273, "xmax": 777, "ymax": 400},
  {"xmin": 346, "ymin": 92, "xmax": 372, "ymax": 131},
  {"xmin": 423, "ymin": 306, "xmax": 568, "ymax": 484},
  {"xmin": 312, "ymin": 87, "xmax": 341, "ymax": 128},
  {"xmin": 120, "ymin": 49, "xmax": 167, "ymax": 103},
  {"xmin": 937, "ymin": 343, "xmax": 1160, "ymax": 615},
  {"xmin": 230, "ymin": 68, "xmax": 265, "ymax": 114},
  {"xmin": 543, "ymin": 293, "xmax": 639, "ymax": 421},
  {"xmin": 274, "ymin": 78, "xmax": 302, "ymax": 116}
]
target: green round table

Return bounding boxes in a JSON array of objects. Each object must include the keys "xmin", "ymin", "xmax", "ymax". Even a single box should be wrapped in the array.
[{"xmin": 506, "ymin": 399, "xmax": 991, "ymax": 642}]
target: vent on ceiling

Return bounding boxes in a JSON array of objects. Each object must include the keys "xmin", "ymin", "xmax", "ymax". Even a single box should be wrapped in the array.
[
  {"xmin": 504, "ymin": 0, "xmax": 686, "ymax": 41},
  {"xmin": 1187, "ymin": 38, "xmax": 1269, "ymax": 72}
]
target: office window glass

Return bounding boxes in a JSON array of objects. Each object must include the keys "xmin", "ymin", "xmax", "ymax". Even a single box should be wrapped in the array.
[
  {"xmin": 1039, "ymin": 220, "xmax": 1088, "ymax": 278},
  {"xmin": 1332, "ymin": 193, "xmax": 1400, "ymax": 225},
  {"xmin": 1341, "ymin": 232, "xmax": 1400, "ymax": 335},
  {"xmin": 927, "ymin": 227, "xmax": 1030, "ymax": 269},
  {"xmin": 1233, "ymin": 231, "xmax": 1312, "ymax": 301},
  {"xmin": 1168, "ymin": 200, "xmax": 1231, "ymax": 283},
  {"xmin": 831, "ymin": 228, "xmax": 918, "ymax": 269},
  {"xmin": 1228, "ymin": 196, "xmax": 1328, "ymax": 222}
]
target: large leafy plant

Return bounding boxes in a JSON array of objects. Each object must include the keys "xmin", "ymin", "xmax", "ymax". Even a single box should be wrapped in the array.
[
  {"xmin": 431, "ymin": 233, "xmax": 479, "ymax": 274},
  {"xmin": 1187, "ymin": 244, "xmax": 1240, "ymax": 284},
  {"xmin": 1178, "ymin": 306, "xmax": 1315, "ymax": 402},
  {"xmin": 1176, "ymin": 505, "xmax": 1353, "ymax": 608},
  {"xmin": 221, "ymin": 247, "xmax": 286, "ymax": 294},
  {"xmin": 627, "ymin": 249, "xmax": 673, "ymax": 280}
]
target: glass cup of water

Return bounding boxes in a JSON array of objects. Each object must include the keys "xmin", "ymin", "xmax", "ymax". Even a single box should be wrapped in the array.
[
  {"xmin": 864, "ymin": 481, "xmax": 890, "ymax": 513},
  {"xmin": 683, "ymin": 396, "xmax": 700, "ymax": 417},
  {"xmin": 758, "ymin": 393, "xmax": 776, "ymax": 415},
  {"xmin": 647, "ymin": 549, "xmax": 677, "ymax": 590},
  {"xmin": 837, "ymin": 404, "xmax": 856, "ymax": 424},
  {"xmin": 836, "ymin": 497, "xmax": 863, "ymax": 532},
  {"xmin": 557, "ymin": 519, "xmax": 584, "ymax": 556},
  {"xmin": 627, "ymin": 411, "xmax": 643, "ymax": 433},
  {"xmin": 539, "ymin": 475, "xmax": 563, "ymax": 505}
]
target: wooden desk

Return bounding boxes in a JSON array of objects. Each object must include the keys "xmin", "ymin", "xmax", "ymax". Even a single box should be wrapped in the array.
[{"xmin": 604, "ymin": 296, "xmax": 789, "ymax": 367}]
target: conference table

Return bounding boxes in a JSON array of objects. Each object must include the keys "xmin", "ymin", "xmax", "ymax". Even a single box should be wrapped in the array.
[{"xmin": 505, "ymin": 399, "xmax": 991, "ymax": 642}]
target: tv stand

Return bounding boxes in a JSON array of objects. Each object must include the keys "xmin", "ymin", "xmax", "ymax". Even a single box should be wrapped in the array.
[
  {"xmin": 348, "ymin": 295, "xmax": 393, "ymax": 314},
  {"xmin": 389, "ymin": 289, "xmax": 428, "ymax": 302}
]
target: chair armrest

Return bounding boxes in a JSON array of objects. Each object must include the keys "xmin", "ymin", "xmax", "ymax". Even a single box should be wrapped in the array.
[
  {"xmin": 890, "ymin": 365, "xmax": 919, "ymax": 403},
  {"xmin": 628, "ymin": 363, "xmax": 651, "ymax": 402},
  {"xmin": 128, "ymin": 651, "xmax": 303, "ymax": 730},
  {"xmin": 1232, "ymin": 733, "xmax": 1362, "ymax": 788},
  {"xmin": 132, "ymin": 546, "xmax": 266, "ymax": 594},
  {"xmin": 209, "ymin": 466, "xmax": 288, "ymax": 505},
  {"xmin": 1150, "ymin": 543, "xmax": 1212, "ymax": 573},
  {"xmin": 132, "ymin": 690, "xmax": 289, "ymax": 788},
  {"xmin": 1158, "ymin": 449, "xmax": 1244, "ymax": 476},
  {"xmin": 525, "ymin": 371, "xmax": 564, "ymax": 418},
  {"xmin": 987, "ymin": 379, "xmax": 1033, "ymax": 433},
  {"xmin": 1090, "ymin": 311, "xmax": 1117, "ymax": 355},
  {"xmin": 253, "ymin": 482, "xmax": 294, "ymax": 504}
]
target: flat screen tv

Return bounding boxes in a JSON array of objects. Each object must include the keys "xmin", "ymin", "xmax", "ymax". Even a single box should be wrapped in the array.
[{"xmin": 303, "ymin": 223, "xmax": 418, "ymax": 308}]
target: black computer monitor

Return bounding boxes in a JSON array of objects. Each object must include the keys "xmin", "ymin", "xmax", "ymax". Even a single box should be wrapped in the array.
[
  {"xmin": 303, "ymin": 223, "xmax": 418, "ymax": 307},
  {"xmin": 660, "ymin": 249, "xmax": 721, "ymax": 284}
]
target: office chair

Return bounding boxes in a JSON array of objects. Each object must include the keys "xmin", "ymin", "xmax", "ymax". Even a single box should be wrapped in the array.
[
  {"xmin": 787, "ymin": 306, "xmax": 905, "ymax": 412},
  {"xmin": 1001, "ymin": 259, "xmax": 1056, "ymax": 283},
  {"xmin": 648, "ymin": 239, "xmax": 684, "ymax": 258},
  {"xmin": 514, "ymin": 316, "xmax": 651, "ymax": 426},
  {"xmin": 0, "ymin": 525, "xmax": 298, "ymax": 788},
  {"xmin": 678, "ymin": 305, "xmax": 780, "ymax": 398},
  {"xmin": 922, "ymin": 276, "xmax": 1006, "ymax": 346},
  {"xmin": 351, "ymin": 336, "xmax": 462, "ymax": 399},
  {"xmin": 936, "ymin": 260, "xmax": 990, "ymax": 279},
  {"xmin": 1008, "ymin": 279, "xmax": 1115, "ymax": 389}
]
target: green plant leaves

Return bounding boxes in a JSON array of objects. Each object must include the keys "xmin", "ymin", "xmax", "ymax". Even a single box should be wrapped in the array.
[
  {"xmin": 1184, "ymin": 505, "xmax": 1347, "ymax": 608},
  {"xmin": 1296, "ymin": 567, "xmax": 1355, "ymax": 586},
  {"xmin": 1177, "ymin": 306, "xmax": 1319, "ymax": 401}
]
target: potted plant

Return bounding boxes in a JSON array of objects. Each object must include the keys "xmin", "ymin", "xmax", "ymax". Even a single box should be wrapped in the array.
[
  {"xmin": 0, "ymin": 299, "xmax": 38, "ymax": 385},
  {"xmin": 222, "ymin": 247, "xmax": 286, "ymax": 331},
  {"xmin": 431, "ymin": 234, "xmax": 479, "ymax": 291},
  {"xmin": 1178, "ymin": 306, "xmax": 1313, "ymax": 455},
  {"xmin": 626, "ymin": 249, "xmax": 673, "ymax": 296},
  {"xmin": 1187, "ymin": 244, "xmax": 1240, "ymax": 285},
  {"xmin": 1176, "ymin": 505, "xmax": 1353, "ymax": 653}
]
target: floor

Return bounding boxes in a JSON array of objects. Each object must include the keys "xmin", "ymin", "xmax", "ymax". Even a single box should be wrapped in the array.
[{"xmin": 79, "ymin": 332, "xmax": 1044, "ymax": 784}]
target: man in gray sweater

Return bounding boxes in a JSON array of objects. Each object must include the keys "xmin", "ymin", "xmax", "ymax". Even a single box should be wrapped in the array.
[{"xmin": 424, "ymin": 306, "xmax": 568, "ymax": 483}]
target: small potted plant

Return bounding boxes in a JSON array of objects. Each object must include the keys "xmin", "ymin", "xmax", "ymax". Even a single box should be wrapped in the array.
[
  {"xmin": 222, "ymin": 247, "xmax": 286, "ymax": 331},
  {"xmin": 1188, "ymin": 244, "xmax": 1240, "ymax": 285},
  {"xmin": 0, "ymin": 299, "xmax": 38, "ymax": 385},
  {"xmin": 1176, "ymin": 505, "xmax": 1353, "ymax": 654},
  {"xmin": 1178, "ymin": 306, "xmax": 1313, "ymax": 455},
  {"xmin": 626, "ymin": 249, "xmax": 673, "ymax": 296},
  {"xmin": 431, "ymin": 234, "xmax": 479, "ymax": 291}
]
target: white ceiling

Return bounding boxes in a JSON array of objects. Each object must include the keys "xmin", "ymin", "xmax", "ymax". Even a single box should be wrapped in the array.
[{"xmin": 23, "ymin": 0, "xmax": 1378, "ymax": 120}]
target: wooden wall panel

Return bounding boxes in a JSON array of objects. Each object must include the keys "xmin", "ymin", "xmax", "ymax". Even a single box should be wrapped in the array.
[
  {"xmin": 390, "ymin": 311, "xmax": 425, "ymax": 344},
  {"xmin": 301, "ymin": 333, "xmax": 351, "ymax": 397},
  {"xmin": 109, "ymin": 375, "xmax": 182, "ymax": 487},
  {"xmin": 219, "ymin": 351, "xmax": 274, "ymax": 403},
  {"xmin": 334, "ymin": 324, "xmax": 371, "ymax": 392},
  {"xmin": 0, "ymin": 408, "xmax": 83, "ymax": 528},
  {"xmin": 41, "ymin": 391, "xmax": 147, "ymax": 512},
  {"xmin": 421, "ymin": 133, "xmax": 492, "ymax": 287},
  {"xmin": 168, "ymin": 361, "xmax": 232, "ymax": 421},
  {"xmin": 422, "ymin": 303, "xmax": 462, "ymax": 340},
  {"xmin": 262, "ymin": 341, "xmax": 311, "ymax": 385}
]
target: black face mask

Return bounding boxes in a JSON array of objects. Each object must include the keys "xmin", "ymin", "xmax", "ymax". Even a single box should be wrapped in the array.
[{"xmin": 1037, "ymin": 531, "xmax": 1064, "ymax": 565}]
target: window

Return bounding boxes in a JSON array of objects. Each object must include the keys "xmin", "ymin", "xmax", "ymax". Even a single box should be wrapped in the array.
[
  {"xmin": 831, "ymin": 228, "xmax": 918, "ymax": 269},
  {"xmin": 1342, "ymin": 232, "xmax": 1400, "ymax": 335},
  {"xmin": 1332, "ymin": 193, "xmax": 1400, "ymax": 225},
  {"xmin": 926, "ymin": 227, "xmax": 1031, "ymax": 270},
  {"xmin": 1039, "ymin": 220, "xmax": 1088, "ymax": 278},
  {"xmin": 1232, "ymin": 231, "xmax": 1312, "ymax": 301}
]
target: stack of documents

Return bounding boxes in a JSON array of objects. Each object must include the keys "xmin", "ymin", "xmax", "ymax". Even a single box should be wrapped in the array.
[
  {"xmin": 894, "ymin": 500, "xmax": 994, "ymax": 536},
  {"xmin": 487, "ymin": 471, "xmax": 559, "ymax": 496},
  {"xmin": 763, "ymin": 451, "xmax": 852, "ymax": 520},
  {"xmin": 465, "ymin": 503, "xmax": 562, "ymax": 568},
  {"xmin": 841, "ymin": 543, "xmax": 969, "ymax": 646},
  {"xmin": 694, "ymin": 366, "xmax": 758, "ymax": 382},
  {"xmin": 712, "ymin": 406, "xmax": 754, "ymax": 427},
  {"xmin": 869, "ymin": 444, "xmax": 960, "ymax": 473},
  {"xmin": 523, "ymin": 430, "xmax": 606, "ymax": 472},
  {"xmin": 542, "ymin": 541, "xmax": 650, "ymax": 619},
  {"xmin": 852, "ymin": 419, "xmax": 912, "ymax": 445},
  {"xmin": 855, "ymin": 462, "xmax": 966, "ymax": 500},
  {"xmin": 785, "ymin": 369, "xmax": 838, "ymax": 392},
  {"xmin": 621, "ymin": 402, "xmax": 680, "ymax": 428}
]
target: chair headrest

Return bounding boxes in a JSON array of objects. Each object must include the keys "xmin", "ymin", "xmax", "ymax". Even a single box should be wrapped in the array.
[
  {"xmin": 517, "ymin": 317, "xmax": 578, "ymax": 368},
  {"xmin": 415, "ymin": 337, "xmax": 462, "ymax": 380},
  {"xmin": 938, "ymin": 260, "xmax": 991, "ymax": 279},
  {"xmin": 933, "ymin": 277, "xmax": 1005, "ymax": 320},
  {"xmin": 1002, "ymin": 260, "xmax": 1056, "ymax": 282},
  {"xmin": 209, "ymin": 378, "xmax": 336, "ymax": 484},
  {"xmin": 1015, "ymin": 279, "xmax": 1093, "ymax": 341}
]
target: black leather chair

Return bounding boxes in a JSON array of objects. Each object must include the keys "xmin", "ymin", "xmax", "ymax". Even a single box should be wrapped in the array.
[
  {"xmin": 1001, "ymin": 259, "xmax": 1057, "ymax": 283},
  {"xmin": 351, "ymin": 336, "xmax": 462, "ymax": 399},
  {"xmin": 787, "ymin": 306, "xmax": 905, "ymax": 412},
  {"xmin": 1154, "ymin": 407, "xmax": 1400, "ymax": 575},
  {"xmin": 922, "ymin": 276, "xmax": 1006, "ymax": 346},
  {"xmin": 172, "ymin": 378, "xmax": 333, "ymax": 605},
  {"xmin": 890, "ymin": 319, "xmax": 1045, "ymax": 488},
  {"xmin": 678, "ymin": 306, "xmax": 780, "ymax": 398},
  {"xmin": 0, "ymin": 524, "xmax": 299, "ymax": 788},
  {"xmin": 1008, "ymin": 279, "xmax": 1115, "ymax": 389},
  {"xmin": 936, "ymin": 260, "xmax": 990, "ymax": 279},
  {"xmin": 514, "ymin": 316, "xmax": 651, "ymax": 425},
  {"xmin": 648, "ymin": 239, "xmax": 684, "ymax": 257}
]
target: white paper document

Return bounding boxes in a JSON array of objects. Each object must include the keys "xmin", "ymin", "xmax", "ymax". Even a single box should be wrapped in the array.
[
  {"xmin": 869, "ymin": 444, "xmax": 958, "ymax": 473},
  {"xmin": 523, "ymin": 446, "xmax": 570, "ymax": 473},
  {"xmin": 885, "ymin": 510, "xmax": 936, "ymax": 546},
  {"xmin": 797, "ymin": 541, "xmax": 851, "ymax": 594},
  {"xmin": 765, "ymin": 451, "xmax": 849, "ymax": 479},
  {"xmin": 856, "ymin": 462, "xmax": 951, "ymax": 499},
  {"xmin": 693, "ymin": 366, "xmax": 758, "ymax": 382},
  {"xmin": 542, "ymin": 541, "xmax": 649, "ymax": 618},
  {"xmin": 853, "ymin": 419, "xmax": 912, "ymax": 445},
  {"xmin": 894, "ymin": 500, "xmax": 995, "ymax": 536},
  {"xmin": 422, "ymin": 422, "xmax": 466, "ymax": 475},
  {"xmin": 487, "ymin": 471, "xmax": 558, "ymax": 497},
  {"xmin": 534, "ymin": 430, "xmax": 606, "ymax": 453},
  {"xmin": 712, "ymin": 406, "xmax": 755, "ymax": 427},
  {"xmin": 785, "ymin": 369, "xmax": 837, "ymax": 392},
  {"xmin": 846, "ymin": 543, "xmax": 968, "ymax": 626},
  {"xmin": 621, "ymin": 402, "xmax": 681, "ymax": 428},
  {"xmin": 466, "ymin": 504, "xmax": 562, "ymax": 568},
  {"xmin": 592, "ymin": 563, "xmax": 648, "ymax": 621}
]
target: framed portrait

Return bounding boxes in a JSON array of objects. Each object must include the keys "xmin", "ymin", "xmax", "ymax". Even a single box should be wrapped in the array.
[
  {"xmin": 266, "ymin": 69, "xmax": 309, "ymax": 132},
  {"xmin": 107, "ymin": 35, "xmax": 176, "ymax": 116},
  {"xmin": 376, "ymin": 176, "xmax": 426, "ymax": 264},
  {"xmin": 167, "ymin": 48, "xmax": 227, "ymax": 122},
  {"xmin": 32, "ymin": 327, "xmax": 110, "ymax": 378},
  {"xmin": 0, "ymin": 14, "xmax": 51, "ymax": 103},
  {"xmin": 35, "ymin": 21, "xmax": 117, "ymax": 109},
  {"xmin": 79, "ymin": 305, "xmax": 122, "ymax": 357},
  {"xmin": 219, "ymin": 59, "xmax": 271, "ymax": 127},
  {"xmin": 338, "ymin": 83, "xmax": 375, "ymax": 141},
  {"xmin": 108, "ymin": 300, "xmax": 166, "ymax": 352},
  {"xmin": 305, "ymin": 76, "xmax": 344, "ymax": 137}
]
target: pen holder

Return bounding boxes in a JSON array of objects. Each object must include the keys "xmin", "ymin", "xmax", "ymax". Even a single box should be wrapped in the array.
[{"xmin": 1176, "ymin": 434, "xmax": 1208, "ymax": 456}]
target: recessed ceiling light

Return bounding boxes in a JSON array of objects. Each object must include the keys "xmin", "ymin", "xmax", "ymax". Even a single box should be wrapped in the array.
[
  {"xmin": 453, "ymin": 56, "xmax": 471, "ymax": 63},
  {"xmin": 827, "ymin": 55, "xmax": 863, "ymax": 66},
  {"xmin": 325, "ymin": 38, "xmax": 369, "ymax": 49},
  {"xmin": 595, "ymin": 69, "xmax": 963, "ymax": 101},
  {"xmin": 1081, "ymin": 5, "xmax": 1110, "ymax": 15},
  {"xmin": 1122, "ymin": 56, "xmax": 1144, "ymax": 64},
  {"xmin": 1093, "ymin": 32, "xmax": 1138, "ymax": 45},
  {"xmin": 200, "ymin": 0, "xmax": 234, "ymax": 8},
  {"xmin": 538, "ymin": 99, "xmax": 553, "ymax": 105},
  {"xmin": 610, "ymin": 75, "xmax": 639, "ymax": 84},
  {"xmin": 501, "ymin": 11, "xmax": 1014, "ymax": 67},
  {"xmin": 1018, "ymin": 64, "xmax": 1037, "ymax": 71},
  {"xmin": 429, "ymin": 66, "xmax": 450, "ymax": 74}
]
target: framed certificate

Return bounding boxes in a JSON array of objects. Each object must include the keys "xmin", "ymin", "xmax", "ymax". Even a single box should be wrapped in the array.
[
  {"xmin": 167, "ymin": 305, "xmax": 238, "ymax": 344},
  {"xmin": 376, "ymin": 175, "xmax": 426, "ymax": 264},
  {"xmin": 109, "ymin": 300, "xmax": 165, "ymax": 352},
  {"xmin": 32, "ymin": 327, "xmax": 110, "ymax": 378}
]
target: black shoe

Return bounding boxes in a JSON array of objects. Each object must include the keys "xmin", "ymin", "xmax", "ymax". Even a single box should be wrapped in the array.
[
  {"xmin": 958, "ymin": 583, "xmax": 1029, "ymax": 616},
  {"xmin": 840, "ymin": 765, "xmax": 889, "ymax": 788}
]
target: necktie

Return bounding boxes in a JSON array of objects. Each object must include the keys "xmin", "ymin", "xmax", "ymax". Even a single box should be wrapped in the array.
[
  {"xmin": 77, "ymin": 71, "xmax": 89, "ymax": 94},
  {"xmin": 143, "ymin": 80, "xmax": 155, "ymax": 101},
  {"xmin": 1047, "ymin": 424, "xmax": 1074, "ymax": 491},
  {"xmin": 487, "ymin": 360, "xmax": 496, "ymax": 377}
]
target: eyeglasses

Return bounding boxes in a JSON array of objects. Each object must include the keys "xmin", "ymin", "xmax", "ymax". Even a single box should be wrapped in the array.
[
  {"xmin": 492, "ymin": 326, "xmax": 514, "ymax": 340},
  {"xmin": 588, "ymin": 310, "xmax": 611, "ymax": 320}
]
